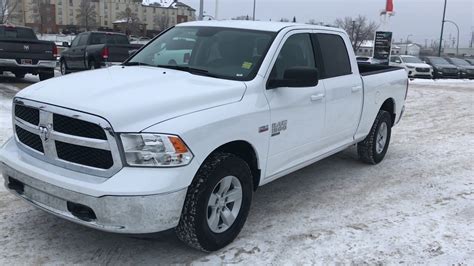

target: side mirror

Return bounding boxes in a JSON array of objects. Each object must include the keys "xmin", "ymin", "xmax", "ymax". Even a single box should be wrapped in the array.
[
  {"xmin": 62, "ymin": 41, "xmax": 70, "ymax": 47},
  {"xmin": 268, "ymin": 67, "xmax": 319, "ymax": 89}
]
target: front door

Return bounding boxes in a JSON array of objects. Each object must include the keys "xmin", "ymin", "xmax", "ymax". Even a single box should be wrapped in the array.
[{"xmin": 264, "ymin": 32, "xmax": 326, "ymax": 178}]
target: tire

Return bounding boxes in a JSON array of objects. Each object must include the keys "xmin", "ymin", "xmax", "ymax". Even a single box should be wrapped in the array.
[
  {"xmin": 176, "ymin": 152, "xmax": 253, "ymax": 252},
  {"xmin": 88, "ymin": 59, "xmax": 98, "ymax": 70},
  {"xmin": 60, "ymin": 59, "xmax": 69, "ymax": 75},
  {"xmin": 39, "ymin": 71, "xmax": 54, "ymax": 81},
  {"xmin": 14, "ymin": 72, "xmax": 25, "ymax": 79},
  {"xmin": 357, "ymin": 110, "xmax": 392, "ymax": 165}
]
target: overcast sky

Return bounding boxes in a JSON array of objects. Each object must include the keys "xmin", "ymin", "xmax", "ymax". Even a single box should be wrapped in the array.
[{"xmin": 173, "ymin": 0, "xmax": 473, "ymax": 47}]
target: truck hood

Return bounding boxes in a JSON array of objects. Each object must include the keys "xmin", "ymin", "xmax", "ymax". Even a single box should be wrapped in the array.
[{"xmin": 17, "ymin": 66, "xmax": 247, "ymax": 132}]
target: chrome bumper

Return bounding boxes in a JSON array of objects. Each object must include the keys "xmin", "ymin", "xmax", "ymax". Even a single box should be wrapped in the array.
[
  {"xmin": 2, "ymin": 163, "xmax": 187, "ymax": 234},
  {"xmin": 0, "ymin": 58, "xmax": 56, "ymax": 69}
]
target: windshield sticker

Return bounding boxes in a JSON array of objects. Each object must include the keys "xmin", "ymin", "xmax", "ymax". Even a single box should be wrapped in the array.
[{"xmin": 242, "ymin": 62, "xmax": 253, "ymax": 69}]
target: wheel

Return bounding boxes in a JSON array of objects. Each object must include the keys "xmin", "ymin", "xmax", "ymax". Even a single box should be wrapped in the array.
[
  {"xmin": 14, "ymin": 72, "xmax": 25, "ymax": 79},
  {"xmin": 88, "ymin": 59, "xmax": 98, "ymax": 70},
  {"xmin": 60, "ymin": 59, "xmax": 69, "ymax": 75},
  {"xmin": 357, "ymin": 110, "xmax": 392, "ymax": 164},
  {"xmin": 39, "ymin": 71, "xmax": 54, "ymax": 81},
  {"xmin": 176, "ymin": 152, "xmax": 253, "ymax": 252}
]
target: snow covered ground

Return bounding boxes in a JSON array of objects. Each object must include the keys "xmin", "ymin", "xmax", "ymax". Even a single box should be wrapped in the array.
[{"xmin": 0, "ymin": 79, "xmax": 472, "ymax": 264}]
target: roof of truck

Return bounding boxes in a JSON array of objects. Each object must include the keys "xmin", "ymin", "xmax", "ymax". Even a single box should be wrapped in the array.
[{"xmin": 177, "ymin": 20, "xmax": 345, "ymax": 33}]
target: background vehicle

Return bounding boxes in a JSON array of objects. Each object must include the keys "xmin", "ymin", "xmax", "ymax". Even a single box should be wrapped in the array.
[
  {"xmin": 444, "ymin": 57, "xmax": 474, "ymax": 79},
  {"xmin": 389, "ymin": 55, "xmax": 433, "ymax": 79},
  {"xmin": 1, "ymin": 21, "xmax": 408, "ymax": 252},
  {"xmin": 421, "ymin": 56, "xmax": 459, "ymax": 79},
  {"xmin": 465, "ymin": 58, "xmax": 474, "ymax": 66},
  {"xmin": 356, "ymin": 56, "xmax": 383, "ymax": 65},
  {"xmin": 59, "ymin": 31, "xmax": 142, "ymax": 74},
  {"xmin": 0, "ymin": 25, "xmax": 57, "ymax": 80}
]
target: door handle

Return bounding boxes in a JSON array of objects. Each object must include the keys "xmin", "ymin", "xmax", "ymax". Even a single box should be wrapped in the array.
[
  {"xmin": 351, "ymin": 86, "xmax": 362, "ymax": 93},
  {"xmin": 311, "ymin": 94, "xmax": 325, "ymax": 101}
]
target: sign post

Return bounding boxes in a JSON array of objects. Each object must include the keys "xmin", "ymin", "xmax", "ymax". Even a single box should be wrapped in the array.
[{"xmin": 373, "ymin": 31, "xmax": 393, "ymax": 65}]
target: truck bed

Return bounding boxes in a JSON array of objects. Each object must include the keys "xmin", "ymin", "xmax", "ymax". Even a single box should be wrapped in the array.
[{"xmin": 358, "ymin": 63, "xmax": 404, "ymax": 76}]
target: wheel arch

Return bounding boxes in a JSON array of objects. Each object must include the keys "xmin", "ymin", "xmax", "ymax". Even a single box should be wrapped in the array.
[
  {"xmin": 380, "ymin": 98, "xmax": 396, "ymax": 126},
  {"xmin": 206, "ymin": 140, "xmax": 261, "ymax": 191}
]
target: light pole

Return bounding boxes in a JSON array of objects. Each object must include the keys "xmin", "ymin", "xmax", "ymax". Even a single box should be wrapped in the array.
[
  {"xmin": 444, "ymin": 20, "xmax": 459, "ymax": 56},
  {"xmin": 198, "ymin": 0, "xmax": 204, "ymax": 20},
  {"xmin": 253, "ymin": 0, "xmax": 256, "ymax": 21},
  {"xmin": 405, "ymin": 34, "xmax": 412, "ymax": 55},
  {"xmin": 438, "ymin": 0, "xmax": 447, "ymax": 56}
]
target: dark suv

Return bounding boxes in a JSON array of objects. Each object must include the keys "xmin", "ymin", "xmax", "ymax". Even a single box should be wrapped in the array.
[
  {"xmin": 421, "ymin": 56, "xmax": 459, "ymax": 79},
  {"xmin": 445, "ymin": 58, "xmax": 474, "ymax": 79}
]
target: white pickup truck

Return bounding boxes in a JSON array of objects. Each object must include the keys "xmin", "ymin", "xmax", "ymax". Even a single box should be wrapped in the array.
[{"xmin": 0, "ymin": 21, "xmax": 408, "ymax": 251}]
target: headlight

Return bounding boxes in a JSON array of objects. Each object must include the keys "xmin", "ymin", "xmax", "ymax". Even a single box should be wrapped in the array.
[
  {"xmin": 406, "ymin": 65, "xmax": 415, "ymax": 69},
  {"xmin": 120, "ymin": 133, "xmax": 193, "ymax": 167}
]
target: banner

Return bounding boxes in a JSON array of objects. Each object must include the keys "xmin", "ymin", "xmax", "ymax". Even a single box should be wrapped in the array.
[{"xmin": 373, "ymin": 31, "xmax": 393, "ymax": 65}]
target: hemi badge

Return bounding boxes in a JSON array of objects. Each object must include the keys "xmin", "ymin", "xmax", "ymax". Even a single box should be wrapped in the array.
[{"xmin": 258, "ymin": 125, "xmax": 269, "ymax": 133}]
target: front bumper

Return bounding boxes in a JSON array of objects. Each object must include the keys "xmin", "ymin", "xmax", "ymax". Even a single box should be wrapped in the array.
[
  {"xmin": 2, "ymin": 163, "xmax": 187, "ymax": 234},
  {"xmin": 0, "ymin": 139, "xmax": 196, "ymax": 234}
]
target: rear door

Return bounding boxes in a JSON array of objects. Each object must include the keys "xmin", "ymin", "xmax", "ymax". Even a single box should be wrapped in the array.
[
  {"xmin": 314, "ymin": 32, "xmax": 363, "ymax": 148},
  {"xmin": 264, "ymin": 31, "xmax": 326, "ymax": 178}
]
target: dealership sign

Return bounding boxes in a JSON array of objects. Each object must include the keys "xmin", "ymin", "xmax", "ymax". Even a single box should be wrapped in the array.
[{"xmin": 373, "ymin": 31, "xmax": 393, "ymax": 65}]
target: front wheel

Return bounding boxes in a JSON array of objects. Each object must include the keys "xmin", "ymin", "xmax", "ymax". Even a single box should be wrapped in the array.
[
  {"xmin": 357, "ymin": 110, "xmax": 392, "ymax": 164},
  {"xmin": 176, "ymin": 152, "xmax": 253, "ymax": 252}
]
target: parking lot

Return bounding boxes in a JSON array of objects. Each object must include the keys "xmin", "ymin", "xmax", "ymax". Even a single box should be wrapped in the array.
[{"xmin": 0, "ymin": 77, "xmax": 472, "ymax": 264}]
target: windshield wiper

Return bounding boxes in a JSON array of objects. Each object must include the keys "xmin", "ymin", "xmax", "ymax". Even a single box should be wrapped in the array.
[
  {"xmin": 122, "ymin": 61, "xmax": 155, "ymax": 67},
  {"xmin": 157, "ymin": 65, "xmax": 220, "ymax": 78}
]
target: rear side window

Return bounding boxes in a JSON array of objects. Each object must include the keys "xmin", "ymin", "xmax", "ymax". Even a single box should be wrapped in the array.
[
  {"xmin": 108, "ymin": 35, "xmax": 129, "ymax": 45},
  {"xmin": 316, "ymin": 33, "xmax": 351, "ymax": 78},
  {"xmin": 0, "ymin": 27, "xmax": 37, "ymax": 39}
]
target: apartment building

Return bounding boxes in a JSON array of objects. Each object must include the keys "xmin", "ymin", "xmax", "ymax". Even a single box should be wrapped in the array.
[{"xmin": 9, "ymin": 0, "xmax": 195, "ymax": 35}]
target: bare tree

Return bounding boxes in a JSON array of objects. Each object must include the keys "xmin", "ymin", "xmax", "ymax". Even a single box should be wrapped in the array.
[
  {"xmin": 335, "ymin": 15, "xmax": 378, "ymax": 52},
  {"xmin": 0, "ymin": 0, "xmax": 19, "ymax": 24},
  {"xmin": 153, "ymin": 15, "xmax": 169, "ymax": 31},
  {"xmin": 117, "ymin": 7, "xmax": 140, "ymax": 35},
  {"xmin": 30, "ymin": 0, "xmax": 51, "ymax": 34},
  {"xmin": 76, "ymin": 0, "xmax": 97, "ymax": 31}
]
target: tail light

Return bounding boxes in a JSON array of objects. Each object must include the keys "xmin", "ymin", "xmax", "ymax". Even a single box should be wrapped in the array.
[
  {"xmin": 101, "ymin": 47, "xmax": 109, "ymax": 60},
  {"xmin": 405, "ymin": 79, "xmax": 409, "ymax": 100},
  {"xmin": 53, "ymin": 44, "xmax": 59, "ymax": 58}
]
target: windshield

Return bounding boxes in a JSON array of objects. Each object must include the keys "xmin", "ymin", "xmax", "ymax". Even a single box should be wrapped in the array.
[
  {"xmin": 402, "ymin": 56, "xmax": 423, "ymax": 64},
  {"xmin": 450, "ymin": 58, "xmax": 470, "ymax": 66},
  {"xmin": 429, "ymin": 57, "xmax": 449, "ymax": 64},
  {"xmin": 128, "ymin": 26, "xmax": 276, "ymax": 81}
]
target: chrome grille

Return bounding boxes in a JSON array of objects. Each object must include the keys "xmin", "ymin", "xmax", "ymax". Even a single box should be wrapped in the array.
[
  {"xmin": 415, "ymin": 67, "xmax": 430, "ymax": 73},
  {"xmin": 13, "ymin": 98, "xmax": 122, "ymax": 178}
]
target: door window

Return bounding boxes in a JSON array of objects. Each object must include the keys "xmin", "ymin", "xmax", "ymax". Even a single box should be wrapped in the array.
[
  {"xmin": 316, "ymin": 33, "xmax": 351, "ymax": 78},
  {"xmin": 77, "ymin": 34, "xmax": 88, "ymax": 46},
  {"xmin": 70, "ymin": 35, "xmax": 80, "ymax": 47},
  {"xmin": 270, "ymin": 33, "xmax": 315, "ymax": 80}
]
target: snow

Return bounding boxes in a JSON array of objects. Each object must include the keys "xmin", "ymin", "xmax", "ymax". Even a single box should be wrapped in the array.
[{"xmin": 0, "ymin": 80, "xmax": 473, "ymax": 263}]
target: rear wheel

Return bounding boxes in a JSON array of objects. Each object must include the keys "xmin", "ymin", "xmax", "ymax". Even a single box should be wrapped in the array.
[
  {"xmin": 88, "ymin": 59, "xmax": 98, "ymax": 70},
  {"xmin": 39, "ymin": 71, "xmax": 54, "ymax": 81},
  {"xmin": 60, "ymin": 59, "xmax": 69, "ymax": 75},
  {"xmin": 176, "ymin": 152, "xmax": 253, "ymax": 252},
  {"xmin": 14, "ymin": 72, "xmax": 26, "ymax": 79},
  {"xmin": 357, "ymin": 110, "xmax": 392, "ymax": 164}
]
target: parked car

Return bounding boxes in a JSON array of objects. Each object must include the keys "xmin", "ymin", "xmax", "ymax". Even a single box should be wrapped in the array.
[
  {"xmin": 444, "ymin": 57, "xmax": 474, "ymax": 79},
  {"xmin": 465, "ymin": 58, "xmax": 474, "ymax": 66},
  {"xmin": 59, "ymin": 31, "xmax": 143, "ymax": 75},
  {"xmin": 389, "ymin": 55, "xmax": 433, "ymax": 79},
  {"xmin": 421, "ymin": 56, "xmax": 459, "ymax": 79},
  {"xmin": 356, "ymin": 56, "xmax": 383, "ymax": 65},
  {"xmin": 0, "ymin": 21, "xmax": 408, "ymax": 251},
  {"xmin": 0, "ymin": 25, "xmax": 57, "ymax": 80}
]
